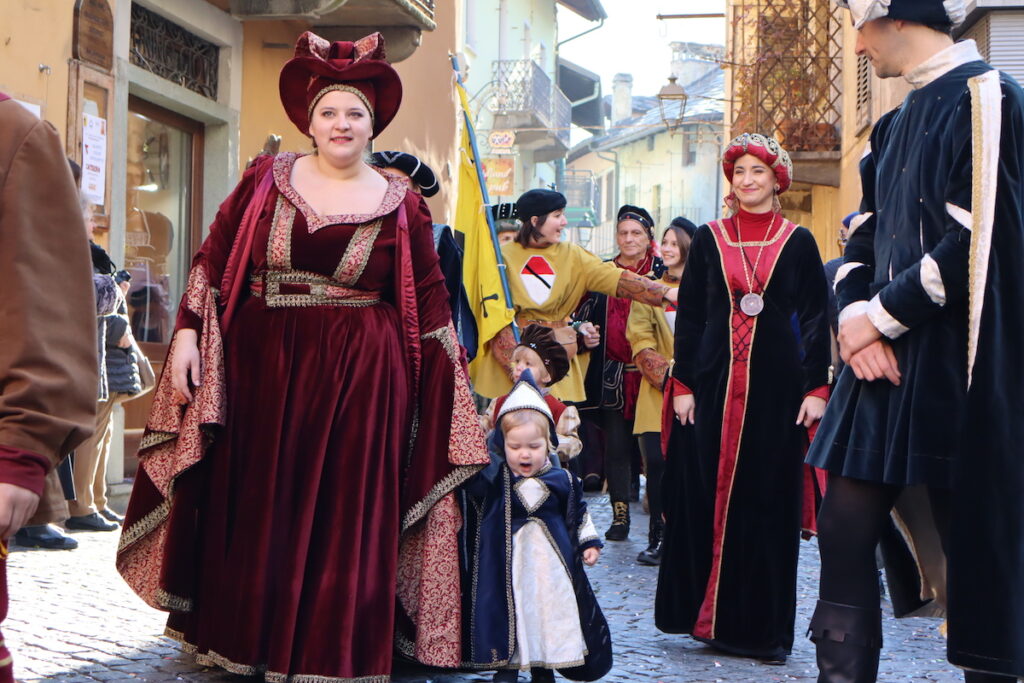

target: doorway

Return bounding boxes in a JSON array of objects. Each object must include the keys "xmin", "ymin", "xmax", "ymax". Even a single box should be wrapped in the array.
[{"xmin": 121, "ymin": 97, "xmax": 204, "ymax": 467}]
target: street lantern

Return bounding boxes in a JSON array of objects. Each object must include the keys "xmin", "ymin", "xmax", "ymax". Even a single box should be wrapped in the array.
[
  {"xmin": 658, "ymin": 75, "xmax": 689, "ymax": 136},
  {"xmin": 576, "ymin": 218, "xmax": 595, "ymax": 250}
]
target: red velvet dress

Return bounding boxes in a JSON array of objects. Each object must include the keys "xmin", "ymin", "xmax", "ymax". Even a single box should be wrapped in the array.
[{"xmin": 117, "ymin": 153, "xmax": 488, "ymax": 682}]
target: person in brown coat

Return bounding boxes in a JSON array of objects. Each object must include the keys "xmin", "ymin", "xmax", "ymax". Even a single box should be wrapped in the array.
[{"xmin": 0, "ymin": 93, "xmax": 98, "ymax": 681}]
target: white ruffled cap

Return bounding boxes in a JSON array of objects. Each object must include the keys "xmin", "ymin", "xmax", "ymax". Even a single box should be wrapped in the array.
[{"xmin": 835, "ymin": 0, "xmax": 966, "ymax": 28}]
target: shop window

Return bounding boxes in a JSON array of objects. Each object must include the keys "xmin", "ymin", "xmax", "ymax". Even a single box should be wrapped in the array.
[{"xmin": 123, "ymin": 97, "xmax": 203, "ymax": 347}]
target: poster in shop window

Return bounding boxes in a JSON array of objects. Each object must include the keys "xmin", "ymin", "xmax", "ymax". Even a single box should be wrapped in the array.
[{"xmin": 82, "ymin": 113, "xmax": 107, "ymax": 206}]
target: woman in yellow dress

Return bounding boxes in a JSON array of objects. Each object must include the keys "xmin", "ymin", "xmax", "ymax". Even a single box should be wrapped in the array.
[
  {"xmin": 626, "ymin": 218, "xmax": 694, "ymax": 565},
  {"xmin": 472, "ymin": 189, "xmax": 678, "ymax": 403}
]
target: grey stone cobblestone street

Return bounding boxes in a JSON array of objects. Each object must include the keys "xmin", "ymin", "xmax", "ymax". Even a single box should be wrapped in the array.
[{"xmin": 6, "ymin": 495, "xmax": 960, "ymax": 682}]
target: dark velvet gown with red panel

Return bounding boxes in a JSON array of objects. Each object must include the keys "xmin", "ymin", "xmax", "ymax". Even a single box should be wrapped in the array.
[
  {"xmin": 655, "ymin": 211, "xmax": 829, "ymax": 660},
  {"xmin": 117, "ymin": 153, "xmax": 488, "ymax": 682}
]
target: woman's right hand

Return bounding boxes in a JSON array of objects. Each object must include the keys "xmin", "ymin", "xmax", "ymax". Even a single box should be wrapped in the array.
[
  {"xmin": 578, "ymin": 322, "xmax": 601, "ymax": 349},
  {"xmin": 170, "ymin": 329, "xmax": 201, "ymax": 403},
  {"xmin": 673, "ymin": 393, "xmax": 695, "ymax": 425}
]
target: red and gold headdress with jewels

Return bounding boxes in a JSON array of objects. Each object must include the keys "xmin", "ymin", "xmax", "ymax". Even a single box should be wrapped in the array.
[{"xmin": 278, "ymin": 31, "xmax": 402, "ymax": 139}]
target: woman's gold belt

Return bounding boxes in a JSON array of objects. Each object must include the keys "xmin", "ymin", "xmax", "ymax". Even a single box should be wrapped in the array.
[{"xmin": 250, "ymin": 271, "xmax": 380, "ymax": 308}]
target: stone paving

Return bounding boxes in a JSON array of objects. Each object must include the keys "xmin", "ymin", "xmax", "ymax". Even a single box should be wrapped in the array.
[{"xmin": 6, "ymin": 494, "xmax": 962, "ymax": 682}]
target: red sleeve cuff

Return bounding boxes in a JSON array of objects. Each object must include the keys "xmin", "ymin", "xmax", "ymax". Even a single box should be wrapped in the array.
[
  {"xmin": 805, "ymin": 385, "xmax": 829, "ymax": 401},
  {"xmin": 175, "ymin": 305, "xmax": 203, "ymax": 333},
  {"xmin": 669, "ymin": 377, "xmax": 693, "ymax": 397},
  {"xmin": 0, "ymin": 446, "xmax": 51, "ymax": 497}
]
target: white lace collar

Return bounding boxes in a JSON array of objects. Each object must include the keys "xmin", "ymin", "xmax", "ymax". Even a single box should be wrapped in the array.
[{"xmin": 905, "ymin": 40, "xmax": 983, "ymax": 90}]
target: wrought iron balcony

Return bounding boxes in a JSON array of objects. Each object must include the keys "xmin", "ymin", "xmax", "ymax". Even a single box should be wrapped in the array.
[
  {"xmin": 231, "ymin": 0, "xmax": 435, "ymax": 61},
  {"xmin": 491, "ymin": 60, "xmax": 572, "ymax": 160},
  {"xmin": 728, "ymin": 0, "xmax": 842, "ymax": 154}
]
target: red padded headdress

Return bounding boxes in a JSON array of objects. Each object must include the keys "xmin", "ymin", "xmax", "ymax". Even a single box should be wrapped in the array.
[
  {"xmin": 722, "ymin": 132, "xmax": 793, "ymax": 194},
  {"xmin": 279, "ymin": 31, "xmax": 402, "ymax": 139}
]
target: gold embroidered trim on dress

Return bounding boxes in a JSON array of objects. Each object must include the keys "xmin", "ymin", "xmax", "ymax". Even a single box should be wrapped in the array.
[
  {"xmin": 267, "ymin": 195, "xmax": 296, "ymax": 271},
  {"xmin": 155, "ymin": 587, "xmax": 193, "ymax": 612},
  {"xmin": 513, "ymin": 477, "xmax": 550, "ymax": 514},
  {"xmin": 421, "ymin": 325, "xmax": 458, "ymax": 363},
  {"xmin": 334, "ymin": 218, "xmax": 383, "ymax": 285},
  {"xmin": 117, "ymin": 500, "xmax": 170, "ymax": 553},
  {"xmin": 172, "ymin": 629, "xmax": 391, "ymax": 682},
  {"xmin": 251, "ymin": 271, "xmax": 381, "ymax": 308},
  {"xmin": 400, "ymin": 465, "xmax": 483, "ymax": 534},
  {"xmin": 272, "ymin": 153, "xmax": 408, "ymax": 233},
  {"xmin": 138, "ymin": 430, "xmax": 175, "ymax": 453},
  {"xmin": 713, "ymin": 217, "xmax": 789, "ymax": 247}
]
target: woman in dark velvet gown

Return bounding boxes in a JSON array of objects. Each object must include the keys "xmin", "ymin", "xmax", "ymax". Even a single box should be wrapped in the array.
[
  {"xmin": 655, "ymin": 133, "xmax": 830, "ymax": 663},
  {"xmin": 116, "ymin": 32, "xmax": 489, "ymax": 683}
]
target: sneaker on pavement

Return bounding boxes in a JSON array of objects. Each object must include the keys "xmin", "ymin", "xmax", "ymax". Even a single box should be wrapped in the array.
[
  {"xmin": 13, "ymin": 524, "xmax": 79, "ymax": 550},
  {"xmin": 65, "ymin": 512, "xmax": 119, "ymax": 532},
  {"xmin": 99, "ymin": 507, "xmax": 124, "ymax": 523}
]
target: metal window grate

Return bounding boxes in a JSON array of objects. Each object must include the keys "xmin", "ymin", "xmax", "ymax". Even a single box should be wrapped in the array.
[
  {"xmin": 130, "ymin": 4, "xmax": 219, "ymax": 100},
  {"xmin": 729, "ymin": 0, "xmax": 843, "ymax": 152}
]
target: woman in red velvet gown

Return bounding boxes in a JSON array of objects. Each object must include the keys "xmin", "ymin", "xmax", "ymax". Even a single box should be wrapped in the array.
[
  {"xmin": 655, "ymin": 133, "xmax": 830, "ymax": 664},
  {"xmin": 116, "ymin": 32, "xmax": 489, "ymax": 682}
]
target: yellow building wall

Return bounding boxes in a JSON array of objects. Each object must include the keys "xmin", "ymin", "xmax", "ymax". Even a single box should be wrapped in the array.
[
  {"xmin": 375, "ymin": 0, "xmax": 459, "ymax": 224},
  {"xmin": 0, "ymin": 0, "xmax": 83, "ymax": 135},
  {"xmin": 238, "ymin": 20, "xmax": 315, "ymax": 167}
]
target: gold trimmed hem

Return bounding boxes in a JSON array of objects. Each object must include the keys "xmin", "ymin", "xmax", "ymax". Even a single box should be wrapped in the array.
[
  {"xmin": 505, "ymin": 656, "xmax": 587, "ymax": 670},
  {"xmin": 168, "ymin": 628, "xmax": 390, "ymax": 682},
  {"xmin": 117, "ymin": 500, "xmax": 170, "ymax": 553},
  {"xmin": 156, "ymin": 587, "xmax": 193, "ymax": 612}
]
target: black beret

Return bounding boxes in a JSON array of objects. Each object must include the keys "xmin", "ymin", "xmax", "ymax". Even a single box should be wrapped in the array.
[
  {"xmin": 617, "ymin": 204, "xmax": 654, "ymax": 229},
  {"xmin": 515, "ymin": 189, "xmax": 566, "ymax": 221},
  {"xmin": 670, "ymin": 216, "xmax": 698, "ymax": 237},
  {"xmin": 369, "ymin": 151, "xmax": 439, "ymax": 197}
]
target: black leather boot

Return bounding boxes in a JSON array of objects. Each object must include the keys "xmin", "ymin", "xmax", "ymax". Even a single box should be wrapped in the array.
[
  {"xmin": 808, "ymin": 600, "xmax": 882, "ymax": 683},
  {"xmin": 530, "ymin": 667, "xmax": 555, "ymax": 682},
  {"xmin": 604, "ymin": 501, "xmax": 630, "ymax": 541},
  {"xmin": 636, "ymin": 516, "xmax": 664, "ymax": 565}
]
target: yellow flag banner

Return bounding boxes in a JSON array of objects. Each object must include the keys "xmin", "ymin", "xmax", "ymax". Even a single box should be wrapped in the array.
[{"xmin": 455, "ymin": 82, "xmax": 515, "ymax": 386}]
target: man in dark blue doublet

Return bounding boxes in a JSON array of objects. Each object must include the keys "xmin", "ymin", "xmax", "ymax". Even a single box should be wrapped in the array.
[{"xmin": 806, "ymin": 1, "xmax": 1024, "ymax": 681}]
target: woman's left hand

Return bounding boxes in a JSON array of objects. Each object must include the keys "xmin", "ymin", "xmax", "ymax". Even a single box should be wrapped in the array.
[
  {"xmin": 582, "ymin": 547, "xmax": 600, "ymax": 566},
  {"xmin": 796, "ymin": 396, "xmax": 827, "ymax": 428},
  {"xmin": 664, "ymin": 287, "xmax": 679, "ymax": 305}
]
